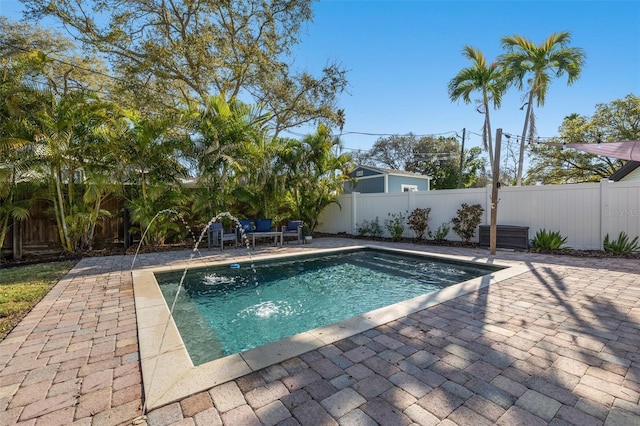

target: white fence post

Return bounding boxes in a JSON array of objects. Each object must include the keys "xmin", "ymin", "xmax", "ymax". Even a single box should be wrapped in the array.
[
  {"xmin": 352, "ymin": 192, "xmax": 358, "ymax": 234},
  {"xmin": 600, "ymin": 178, "xmax": 609, "ymax": 250},
  {"xmin": 485, "ymin": 184, "xmax": 492, "ymax": 225}
]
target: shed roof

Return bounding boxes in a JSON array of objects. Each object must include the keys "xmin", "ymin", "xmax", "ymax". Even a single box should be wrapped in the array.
[
  {"xmin": 353, "ymin": 165, "xmax": 432, "ymax": 179},
  {"xmin": 609, "ymin": 161, "xmax": 640, "ymax": 181}
]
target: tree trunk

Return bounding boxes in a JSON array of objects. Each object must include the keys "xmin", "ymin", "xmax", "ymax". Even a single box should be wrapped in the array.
[
  {"xmin": 484, "ymin": 103, "xmax": 494, "ymax": 175},
  {"xmin": 12, "ymin": 217, "xmax": 22, "ymax": 260},
  {"xmin": 516, "ymin": 90, "xmax": 535, "ymax": 186},
  {"xmin": 87, "ymin": 194, "xmax": 103, "ymax": 251},
  {"xmin": 53, "ymin": 168, "xmax": 73, "ymax": 252},
  {"xmin": 0, "ymin": 173, "xmax": 15, "ymax": 259},
  {"xmin": 0, "ymin": 209, "xmax": 10, "ymax": 260}
]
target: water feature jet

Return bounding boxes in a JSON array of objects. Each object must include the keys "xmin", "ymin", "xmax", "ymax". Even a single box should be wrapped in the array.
[{"xmin": 130, "ymin": 211, "xmax": 255, "ymax": 417}]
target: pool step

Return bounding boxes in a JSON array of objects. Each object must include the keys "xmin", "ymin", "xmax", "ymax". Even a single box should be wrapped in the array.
[{"xmin": 348, "ymin": 257, "xmax": 444, "ymax": 285}]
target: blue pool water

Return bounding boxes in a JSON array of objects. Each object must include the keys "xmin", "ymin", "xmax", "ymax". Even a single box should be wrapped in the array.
[{"xmin": 155, "ymin": 248, "xmax": 500, "ymax": 365}]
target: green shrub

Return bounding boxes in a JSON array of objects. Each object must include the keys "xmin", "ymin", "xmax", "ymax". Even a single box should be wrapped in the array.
[
  {"xmin": 451, "ymin": 203, "xmax": 483, "ymax": 243},
  {"xmin": 384, "ymin": 211, "xmax": 406, "ymax": 241},
  {"xmin": 407, "ymin": 208, "xmax": 431, "ymax": 240},
  {"xmin": 356, "ymin": 217, "xmax": 383, "ymax": 238},
  {"xmin": 369, "ymin": 217, "xmax": 383, "ymax": 238},
  {"xmin": 428, "ymin": 222, "xmax": 450, "ymax": 242},
  {"xmin": 356, "ymin": 220, "xmax": 370, "ymax": 237},
  {"xmin": 531, "ymin": 229, "xmax": 568, "ymax": 251},
  {"xmin": 604, "ymin": 231, "xmax": 640, "ymax": 254}
]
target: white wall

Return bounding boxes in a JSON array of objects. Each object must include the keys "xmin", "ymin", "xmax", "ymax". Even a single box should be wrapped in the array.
[
  {"xmin": 622, "ymin": 166, "xmax": 640, "ymax": 182},
  {"xmin": 317, "ymin": 179, "xmax": 640, "ymax": 250}
]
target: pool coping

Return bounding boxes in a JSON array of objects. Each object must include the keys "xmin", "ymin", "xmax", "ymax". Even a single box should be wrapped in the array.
[{"xmin": 133, "ymin": 244, "xmax": 531, "ymax": 410}]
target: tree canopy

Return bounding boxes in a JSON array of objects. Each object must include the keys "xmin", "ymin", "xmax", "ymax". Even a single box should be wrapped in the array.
[
  {"xmin": 526, "ymin": 94, "xmax": 639, "ymax": 184},
  {"xmin": 355, "ymin": 134, "xmax": 487, "ymax": 189},
  {"xmin": 20, "ymin": 0, "xmax": 348, "ymax": 132},
  {"xmin": 448, "ymin": 46, "xmax": 506, "ymax": 171},
  {"xmin": 0, "ymin": 15, "xmax": 352, "ymax": 255},
  {"xmin": 499, "ymin": 31, "xmax": 586, "ymax": 185}
]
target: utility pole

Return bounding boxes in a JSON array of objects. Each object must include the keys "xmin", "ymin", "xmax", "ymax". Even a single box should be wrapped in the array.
[
  {"xmin": 490, "ymin": 128, "xmax": 502, "ymax": 255},
  {"xmin": 457, "ymin": 128, "xmax": 466, "ymax": 189}
]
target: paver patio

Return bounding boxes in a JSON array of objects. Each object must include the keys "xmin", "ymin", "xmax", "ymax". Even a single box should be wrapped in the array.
[{"xmin": 0, "ymin": 238, "xmax": 639, "ymax": 425}]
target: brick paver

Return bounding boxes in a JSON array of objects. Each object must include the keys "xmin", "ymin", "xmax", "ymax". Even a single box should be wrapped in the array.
[{"xmin": 1, "ymin": 238, "xmax": 639, "ymax": 425}]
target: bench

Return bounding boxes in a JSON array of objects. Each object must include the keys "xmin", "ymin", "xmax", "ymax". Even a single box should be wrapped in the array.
[{"xmin": 479, "ymin": 225, "xmax": 529, "ymax": 250}]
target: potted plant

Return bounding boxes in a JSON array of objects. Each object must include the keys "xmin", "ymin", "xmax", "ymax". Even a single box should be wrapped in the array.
[{"xmin": 302, "ymin": 223, "xmax": 312, "ymax": 244}]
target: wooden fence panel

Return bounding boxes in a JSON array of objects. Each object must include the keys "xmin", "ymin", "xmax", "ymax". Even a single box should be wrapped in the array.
[{"xmin": 2, "ymin": 197, "xmax": 125, "ymax": 258}]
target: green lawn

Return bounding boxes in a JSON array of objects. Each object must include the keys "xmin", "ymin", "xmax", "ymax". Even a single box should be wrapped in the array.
[{"xmin": 0, "ymin": 260, "xmax": 77, "ymax": 340}]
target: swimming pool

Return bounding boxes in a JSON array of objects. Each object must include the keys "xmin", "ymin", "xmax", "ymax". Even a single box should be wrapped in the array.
[
  {"xmin": 154, "ymin": 248, "xmax": 502, "ymax": 365},
  {"xmin": 134, "ymin": 245, "xmax": 528, "ymax": 409}
]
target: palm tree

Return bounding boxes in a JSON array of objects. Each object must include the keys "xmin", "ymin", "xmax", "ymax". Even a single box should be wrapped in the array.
[
  {"xmin": 110, "ymin": 109, "xmax": 190, "ymax": 246},
  {"xmin": 499, "ymin": 31, "xmax": 586, "ymax": 186},
  {"xmin": 31, "ymin": 89, "xmax": 117, "ymax": 252},
  {"xmin": 448, "ymin": 46, "xmax": 506, "ymax": 173},
  {"xmin": 0, "ymin": 80, "xmax": 39, "ymax": 259},
  {"xmin": 189, "ymin": 95, "xmax": 271, "ymax": 218},
  {"xmin": 277, "ymin": 125, "xmax": 353, "ymax": 231}
]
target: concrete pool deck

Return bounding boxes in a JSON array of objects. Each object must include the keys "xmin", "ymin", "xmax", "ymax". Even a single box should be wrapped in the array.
[{"xmin": 1, "ymin": 238, "xmax": 639, "ymax": 425}]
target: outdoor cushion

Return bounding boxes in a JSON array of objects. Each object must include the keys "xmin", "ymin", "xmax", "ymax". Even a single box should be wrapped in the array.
[
  {"xmin": 286, "ymin": 220, "xmax": 303, "ymax": 231},
  {"xmin": 238, "ymin": 219, "xmax": 253, "ymax": 234},
  {"xmin": 209, "ymin": 223, "xmax": 223, "ymax": 231},
  {"xmin": 254, "ymin": 218, "xmax": 272, "ymax": 232}
]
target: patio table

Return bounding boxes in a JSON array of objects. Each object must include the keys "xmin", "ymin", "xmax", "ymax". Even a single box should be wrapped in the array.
[{"xmin": 247, "ymin": 231, "xmax": 283, "ymax": 249}]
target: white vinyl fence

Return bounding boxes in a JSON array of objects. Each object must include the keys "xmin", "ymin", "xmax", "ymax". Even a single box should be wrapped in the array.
[{"xmin": 317, "ymin": 179, "xmax": 640, "ymax": 250}]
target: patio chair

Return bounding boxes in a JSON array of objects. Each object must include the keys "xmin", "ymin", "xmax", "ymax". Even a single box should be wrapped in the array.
[
  {"xmin": 282, "ymin": 220, "xmax": 303, "ymax": 244},
  {"xmin": 207, "ymin": 223, "xmax": 237, "ymax": 251},
  {"xmin": 236, "ymin": 219, "xmax": 254, "ymax": 243}
]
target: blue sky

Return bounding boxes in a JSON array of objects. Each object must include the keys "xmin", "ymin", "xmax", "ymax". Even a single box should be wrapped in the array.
[
  {"xmin": 3, "ymin": 0, "xmax": 639, "ymax": 157},
  {"xmin": 289, "ymin": 0, "xmax": 640, "ymax": 155}
]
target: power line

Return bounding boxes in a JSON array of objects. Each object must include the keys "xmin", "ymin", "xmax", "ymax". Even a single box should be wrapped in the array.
[
  {"xmin": 467, "ymin": 130, "xmax": 559, "ymax": 145},
  {"xmin": 0, "ymin": 40, "xmax": 129, "ymax": 87},
  {"xmin": 3, "ymin": 42, "xmax": 567, "ymax": 145},
  {"xmin": 341, "ymin": 130, "xmax": 459, "ymax": 138}
]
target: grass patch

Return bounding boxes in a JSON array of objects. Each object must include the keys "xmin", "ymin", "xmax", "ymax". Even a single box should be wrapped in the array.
[{"xmin": 0, "ymin": 260, "xmax": 77, "ymax": 340}]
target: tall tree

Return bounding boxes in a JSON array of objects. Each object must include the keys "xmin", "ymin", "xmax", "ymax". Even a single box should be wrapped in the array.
[
  {"xmin": 500, "ymin": 31, "xmax": 586, "ymax": 185},
  {"xmin": 0, "ymin": 17, "xmax": 113, "ymax": 96},
  {"xmin": 526, "ymin": 94, "xmax": 639, "ymax": 184},
  {"xmin": 1, "ymin": 21, "xmax": 122, "ymax": 252},
  {"xmin": 409, "ymin": 143, "xmax": 487, "ymax": 190},
  {"xmin": 448, "ymin": 46, "xmax": 506, "ymax": 172},
  {"xmin": 0, "ymin": 55, "xmax": 40, "ymax": 258},
  {"xmin": 357, "ymin": 134, "xmax": 416, "ymax": 170},
  {"xmin": 109, "ymin": 108, "xmax": 191, "ymax": 245},
  {"xmin": 17, "ymin": 86, "xmax": 114, "ymax": 252},
  {"xmin": 22, "ymin": 0, "xmax": 348, "ymax": 130}
]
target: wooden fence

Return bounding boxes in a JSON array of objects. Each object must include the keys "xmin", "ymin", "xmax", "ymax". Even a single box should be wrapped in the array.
[{"xmin": 2, "ymin": 197, "xmax": 125, "ymax": 259}]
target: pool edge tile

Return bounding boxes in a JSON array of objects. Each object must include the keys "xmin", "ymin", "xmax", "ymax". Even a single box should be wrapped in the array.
[
  {"xmin": 240, "ymin": 332, "xmax": 326, "ymax": 371},
  {"xmin": 309, "ymin": 315, "xmax": 378, "ymax": 344},
  {"xmin": 145, "ymin": 354, "xmax": 252, "ymax": 411}
]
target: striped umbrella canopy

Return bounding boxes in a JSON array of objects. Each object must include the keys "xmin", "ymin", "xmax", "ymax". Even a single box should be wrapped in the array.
[{"xmin": 547, "ymin": 140, "xmax": 640, "ymax": 161}]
